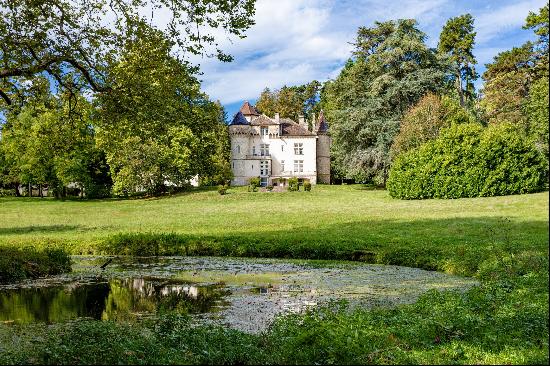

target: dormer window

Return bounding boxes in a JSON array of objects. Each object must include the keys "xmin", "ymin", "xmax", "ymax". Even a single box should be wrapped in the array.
[{"xmin": 261, "ymin": 127, "xmax": 268, "ymax": 136}]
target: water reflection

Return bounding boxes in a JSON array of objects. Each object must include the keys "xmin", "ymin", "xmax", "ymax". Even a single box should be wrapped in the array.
[{"xmin": 0, "ymin": 278, "xmax": 228, "ymax": 324}]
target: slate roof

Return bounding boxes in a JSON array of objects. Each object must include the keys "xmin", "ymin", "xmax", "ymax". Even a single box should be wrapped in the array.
[
  {"xmin": 315, "ymin": 110, "xmax": 329, "ymax": 133},
  {"xmin": 280, "ymin": 119, "xmax": 315, "ymax": 136},
  {"xmin": 250, "ymin": 115, "xmax": 278, "ymax": 125},
  {"xmin": 240, "ymin": 101, "xmax": 259, "ymax": 116},
  {"xmin": 230, "ymin": 111, "xmax": 249, "ymax": 125}
]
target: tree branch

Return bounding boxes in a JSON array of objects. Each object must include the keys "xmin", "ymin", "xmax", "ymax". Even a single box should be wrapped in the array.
[{"xmin": 0, "ymin": 88, "xmax": 11, "ymax": 105}]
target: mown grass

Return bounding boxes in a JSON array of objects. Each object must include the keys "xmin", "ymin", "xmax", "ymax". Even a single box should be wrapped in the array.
[
  {"xmin": 0, "ymin": 185, "xmax": 548, "ymax": 364},
  {"xmin": 0, "ymin": 186, "xmax": 548, "ymax": 276}
]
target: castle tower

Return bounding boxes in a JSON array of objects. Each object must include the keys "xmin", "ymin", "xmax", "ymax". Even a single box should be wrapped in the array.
[{"xmin": 315, "ymin": 110, "xmax": 331, "ymax": 184}]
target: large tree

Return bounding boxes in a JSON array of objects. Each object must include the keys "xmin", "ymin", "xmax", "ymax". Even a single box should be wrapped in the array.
[
  {"xmin": 255, "ymin": 81, "xmax": 321, "ymax": 122},
  {"xmin": 322, "ymin": 19, "xmax": 446, "ymax": 184},
  {"xmin": 390, "ymin": 93, "xmax": 474, "ymax": 159},
  {"xmin": 481, "ymin": 4, "xmax": 549, "ymax": 127},
  {"xmin": 0, "ymin": 0, "xmax": 255, "ymax": 108},
  {"xmin": 95, "ymin": 26, "xmax": 227, "ymax": 195},
  {"xmin": 438, "ymin": 14, "xmax": 478, "ymax": 107}
]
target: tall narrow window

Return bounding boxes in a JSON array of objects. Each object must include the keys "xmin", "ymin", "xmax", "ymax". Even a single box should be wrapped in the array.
[
  {"xmin": 261, "ymin": 127, "xmax": 268, "ymax": 136},
  {"xmin": 260, "ymin": 144, "xmax": 270, "ymax": 156},
  {"xmin": 237, "ymin": 145, "xmax": 240, "ymax": 154},
  {"xmin": 294, "ymin": 160, "xmax": 304, "ymax": 173},
  {"xmin": 252, "ymin": 146, "xmax": 256, "ymax": 155},
  {"xmin": 281, "ymin": 160, "xmax": 285, "ymax": 172},
  {"xmin": 294, "ymin": 143, "xmax": 303, "ymax": 155},
  {"xmin": 281, "ymin": 145, "xmax": 284, "ymax": 152},
  {"xmin": 260, "ymin": 160, "xmax": 269, "ymax": 176}
]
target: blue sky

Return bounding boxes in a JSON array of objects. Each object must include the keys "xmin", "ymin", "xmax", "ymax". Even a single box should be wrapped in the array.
[{"xmin": 189, "ymin": 0, "xmax": 547, "ymax": 119}]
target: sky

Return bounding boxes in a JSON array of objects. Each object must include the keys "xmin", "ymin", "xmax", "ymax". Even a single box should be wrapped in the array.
[{"xmin": 185, "ymin": 0, "xmax": 547, "ymax": 120}]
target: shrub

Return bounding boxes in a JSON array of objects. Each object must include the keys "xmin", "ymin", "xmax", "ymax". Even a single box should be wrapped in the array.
[
  {"xmin": 391, "ymin": 93, "xmax": 474, "ymax": 159},
  {"xmin": 266, "ymin": 185, "xmax": 274, "ymax": 191},
  {"xmin": 0, "ymin": 188, "xmax": 17, "ymax": 197},
  {"xmin": 248, "ymin": 177, "xmax": 260, "ymax": 192},
  {"xmin": 218, "ymin": 185, "xmax": 227, "ymax": 195},
  {"xmin": 0, "ymin": 247, "xmax": 72, "ymax": 284},
  {"xmin": 288, "ymin": 177, "xmax": 299, "ymax": 191},
  {"xmin": 304, "ymin": 182, "xmax": 312, "ymax": 191},
  {"xmin": 387, "ymin": 123, "xmax": 547, "ymax": 199}
]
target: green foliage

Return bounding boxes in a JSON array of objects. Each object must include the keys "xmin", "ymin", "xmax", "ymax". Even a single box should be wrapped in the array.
[
  {"xmin": 323, "ymin": 19, "xmax": 446, "ymax": 184},
  {"xmin": 266, "ymin": 185, "xmax": 274, "ymax": 191},
  {"xmin": 0, "ymin": 89, "xmax": 111, "ymax": 198},
  {"xmin": 438, "ymin": 14, "xmax": 478, "ymax": 106},
  {"xmin": 218, "ymin": 185, "xmax": 228, "ymax": 195},
  {"xmin": 525, "ymin": 77, "xmax": 550, "ymax": 171},
  {"xmin": 388, "ymin": 123, "xmax": 547, "ymax": 199},
  {"xmin": 248, "ymin": 177, "xmax": 260, "ymax": 192},
  {"xmin": 524, "ymin": 4, "xmax": 549, "ymax": 53},
  {"xmin": 391, "ymin": 93, "xmax": 474, "ymax": 158},
  {"xmin": 0, "ymin": 0, "xmax": 256, "ymax": 107},
  {"xmin": 304, "ymin": 181, "xmax": 312, "ymax": 191},
  {"xmin": 255, "ymin": 81, "xmax": 321, "ymax": 121},
  {"xmin": 480, "ymin": 43, "xmax": 537, "ymax": 126},
  {"xmin": 0, "ymin": 247, "xmax": 71, "ymax": 284},
  {"xmin": 96, "ymin": 26, "xmax": 226, "ymax": 196},
  {"xmin": 288, "ymin": 177, "xmax": 299, "ymax": 191}
]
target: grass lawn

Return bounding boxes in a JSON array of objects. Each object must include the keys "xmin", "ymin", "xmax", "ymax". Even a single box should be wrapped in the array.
[
  {"xmin": 0, "ymin": 185, "xmax": 548, "ymax": 364},
  {"xmin": 0, "ymin": 185, "xmax": 548, "ymax": 267}
]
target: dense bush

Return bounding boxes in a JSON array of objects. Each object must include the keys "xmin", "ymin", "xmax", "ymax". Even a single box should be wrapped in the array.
[
  {"xmin": 0, "ymin": 247, "xmax": 72, "ymax": 283},
  {"xmin": 391, "ymin": 93, "xmax": 474, "ymax": 159},
  {"xmin": 304, "ymin": 182, "xmax": 312, "ymax": 191},
  {"xmin": 217, "ymin": 184, "xmax": 227, "ymax": 195},
  {"xmin": 388, "ymin": 123, "xmax": 547, "ymax": 199},
  {"xmin": 288, "ymin": 177, "xmax": 299, "ymax": 191}
]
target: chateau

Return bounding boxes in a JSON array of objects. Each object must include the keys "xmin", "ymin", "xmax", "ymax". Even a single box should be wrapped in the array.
[{"xmin": 228, "ymin": 101, "xmax": 330, "ymax": 187}]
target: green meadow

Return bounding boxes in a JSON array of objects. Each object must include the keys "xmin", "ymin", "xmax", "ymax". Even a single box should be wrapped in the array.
[{"xmin": 0, "ymin": 186, "xmax": 548, "ymax": 364}]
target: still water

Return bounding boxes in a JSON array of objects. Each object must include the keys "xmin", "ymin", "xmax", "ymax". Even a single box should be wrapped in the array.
[{"xmin": 0, "ymin": 256, "xmax": 478, "ymax": 333}]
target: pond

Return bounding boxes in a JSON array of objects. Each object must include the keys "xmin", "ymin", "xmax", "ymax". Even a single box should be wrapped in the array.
[{"xmin": 0, "ymin": 256, "xmax": 478, "ymax": 333}]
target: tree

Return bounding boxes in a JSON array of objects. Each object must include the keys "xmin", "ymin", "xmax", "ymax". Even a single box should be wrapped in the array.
[
  {"xmin": 322, "ymin": 20, "xmax": 446, "ymax": 184},
  {"xmin": 254, "ymin": 81, "xmax": 321, "ymax": 122},
  {"xmin": 390, "ymin": 93, "xmax": 474, "ymax": 159},
  {"xmin": 480, "ymin": 4, "xmax": 549, "ymax": 127},
  {"xmin": 0, "ymin": 89, "xmax": 106, "ymax": 197},
  {"xmin": 255, "ymin": 88, "xmax": 278, "ymax": 118},
  {"xmin": 0, "ymin": 0, "xmax": 256, "ymax": 107},
  {"xmin": 524, "ymin": 77, "xmax": 549, "ymax": 171},
  {"xmin": 95, "ymin": 26, "xmax": 225, "ymax": 195},
  {"xmin": 524, "ymin": 4, "xmax": 549, "ymax": 55},
  {"xmin": 480, "ymin": 43, "xmax": 536, "ymax": 125},
  {"xmin": 438, "ymin": 14, "xmax": 478, "ymax": 107}
]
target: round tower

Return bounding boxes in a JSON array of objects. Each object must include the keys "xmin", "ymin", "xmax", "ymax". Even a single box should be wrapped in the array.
[{"xmin": 315, "ymin": 111, "xmax": 331, "ymax": 184}]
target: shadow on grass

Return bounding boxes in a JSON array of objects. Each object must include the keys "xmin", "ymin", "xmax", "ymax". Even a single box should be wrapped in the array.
[
  {"xmin": 0, "ymin": 225, "xmax": 82, "ymax": 236},
  {"xmin": 94, "ymin": 216, "xmax": 548, "ymax": 275}
]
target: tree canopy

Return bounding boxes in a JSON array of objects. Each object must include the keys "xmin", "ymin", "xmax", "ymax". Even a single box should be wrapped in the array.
[
  {"xmin": 0, "ymin": 0, "xmax": 256, "ymax": 107},
  {"xmin": 322, "ymin": 19, "xmax": 446, "ymax": 184},
  {"xmin": 438, "ymin": 14, "xmax": 478, "ymax": 107}
]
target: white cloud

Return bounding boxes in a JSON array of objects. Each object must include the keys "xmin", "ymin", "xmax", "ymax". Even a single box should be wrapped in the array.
[
  {"xmin": 188, "ymin": 0, "xmax": 547, "ymax": 108},
  {"xmin": 474, "ymin": 0, "xmax": 545, "ymax": 44}
]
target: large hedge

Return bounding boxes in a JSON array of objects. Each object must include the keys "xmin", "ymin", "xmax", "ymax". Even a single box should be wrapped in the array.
[{"xmin": 387, "ymin": 123, "xmax": 547, "ymax": 199}]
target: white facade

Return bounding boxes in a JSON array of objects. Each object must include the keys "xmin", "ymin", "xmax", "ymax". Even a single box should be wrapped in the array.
[{"xmin": 229, "ymin": 102, "xmax": 330, "ymax": 187}]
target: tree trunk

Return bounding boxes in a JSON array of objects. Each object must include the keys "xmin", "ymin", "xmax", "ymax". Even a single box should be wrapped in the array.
[
  {"xmin": 13, "ymin": 183, "xmax": 21, "ymax": 197},
  {"xmin": 28, "ymin": 182, "xmax": 32, "ymax": 197}
]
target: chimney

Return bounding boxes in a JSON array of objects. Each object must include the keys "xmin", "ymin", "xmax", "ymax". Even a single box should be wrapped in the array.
[
  {"xmin": 298, "ymin": 114, "xmax": 307, "ymax": 129},
  {"xmin": 275, "ymin": 112, "xmax": 280, "ymax": 122}
]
